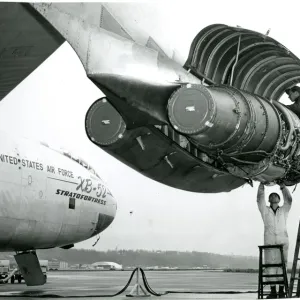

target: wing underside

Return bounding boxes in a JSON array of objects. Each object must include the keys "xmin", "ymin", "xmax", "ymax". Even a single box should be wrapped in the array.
[{"xmin": 0, "ymin": 3, "xmax": 65, "ymax": 101}]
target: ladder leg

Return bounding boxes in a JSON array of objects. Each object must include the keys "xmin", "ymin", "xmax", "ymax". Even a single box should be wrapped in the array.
[
  {"xmin": 296, "ymin": 270, "xmax": 300, "ymax": 297},
  {"xmin": 296, "ymin": 266, "xmax": 300, "ymax": 297},
  {"xmin": 280, "ymin": 246, "xmax": 289, "ymax": 298},
  {"xmin": 258, "ymin": 248, "xmax": 263, "ymax": 299},
  {"xmin": 290, "ymin": 220, "xmax": 300, "ymax": 298}
]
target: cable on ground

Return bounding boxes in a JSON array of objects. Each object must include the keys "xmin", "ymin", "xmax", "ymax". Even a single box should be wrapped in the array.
[{"xmin": 0, "ymin": 267, "xmax": 258, "ymax": 298}]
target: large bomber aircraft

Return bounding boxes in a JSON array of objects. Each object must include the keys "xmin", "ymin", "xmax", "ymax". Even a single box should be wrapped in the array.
[
  {"xmin": 0, "ymin": 130, "xmax": 117, "ymax": 286},
  {"xmin": 2, "ymin": 3, "xmax": 300, "ymax": 195},
  {"xmin": 1, "ymin": 2, "xmax": 300, "ymax": 284}
]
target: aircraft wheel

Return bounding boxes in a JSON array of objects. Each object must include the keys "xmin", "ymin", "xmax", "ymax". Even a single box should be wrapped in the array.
[{"xmin": 10, "ymin": 276, "xmax": 14, "ymax": 284}]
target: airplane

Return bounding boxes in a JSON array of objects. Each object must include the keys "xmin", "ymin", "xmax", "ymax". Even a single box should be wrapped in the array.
[
  {"xmin": 0, "ymin": 129, "xmax": 117, "ymax": 286},
  {"xmin": 3, "ymin": 2, "xmax": 300, "ymax": 192}
]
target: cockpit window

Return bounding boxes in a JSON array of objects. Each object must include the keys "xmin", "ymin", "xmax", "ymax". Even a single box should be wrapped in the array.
[
  {"xmin": 62, "ymin": 152, "xmax": 101, "ymax": 179},
  {"xmin": 41, "ymin": 142, "xmax": 101, "ymax": 179}
]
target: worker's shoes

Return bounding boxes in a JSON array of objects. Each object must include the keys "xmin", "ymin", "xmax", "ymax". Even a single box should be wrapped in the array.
[
  {"xmin": 266, "ymin": 292, "xmax": 277, "ymax": 299},
  {"xmin": 278, "ymin": 286, "xmax": 286, "ymax": 298},
  {"xmin": 266, "ymin": 286, "xmax": 277, "ymax": 299}
]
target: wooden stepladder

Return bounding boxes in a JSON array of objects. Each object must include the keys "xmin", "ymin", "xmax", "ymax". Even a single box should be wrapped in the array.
[
  {"xmin": 289, "ymin": 220, "xmax": 300, "ymax": 298},
  {"xmin": 258, "ymin": 245, "xmax": 289, "ymax": 299}
]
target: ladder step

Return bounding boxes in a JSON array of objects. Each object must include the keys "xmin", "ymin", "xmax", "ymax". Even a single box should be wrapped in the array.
[
  {"xmin": 263, "ymin": 280, "xmax": 285, "ymax": 285},
  {"xmin": 262, "ymin": 292, "xmax": 287, "ymax": 296},
  {"xmin": 262, "ymin": 264, "xmax": 284, "ymax": 268},
  {"xmin": 259, "ymin": 245, "xmax": 284, "ymax": 249},
  {"xmin": 291, "ymin": 276, "xmax": 300, "ymax": 280},
  {"xmin": 290, "ymin": 292, "xmax": 299, "ymax": 295},
  {"xmin": 263, "ymin": 274, "xmax": 284, "ymax": 277}
]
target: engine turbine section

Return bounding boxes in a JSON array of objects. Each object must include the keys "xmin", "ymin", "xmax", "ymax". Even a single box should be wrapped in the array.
[{"xmin": 167, "ymin": 84, "xmax": 300, "ymax": 185}]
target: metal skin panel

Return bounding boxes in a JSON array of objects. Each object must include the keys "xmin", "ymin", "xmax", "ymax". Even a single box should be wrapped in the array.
[
  {"xmin": 0, "ymin": 3, "xmax": 64, "ymax": 101},
  {"xmin": 91, "ymin": 74, "xmax": 181, "ymax": 127},
  {"xmin": 184, "ymin": 24, "xmax": 300, "ymax": 100},
  {"xmin": 233, "ymin": 49, "xmax": 288, "ymax": 89},
  {"xmin": 29, "ymin": 3, "xmax": 200, "ymax": 84},
  {"xmin": 0, "ymin": 131, "xmax": 116, "ymax": 251},
  {"xmin": 209, "ymin": 36, "xmax": 263, "ymax": 81}
]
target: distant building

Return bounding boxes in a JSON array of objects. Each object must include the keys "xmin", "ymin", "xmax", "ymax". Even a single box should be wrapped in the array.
[
  {"xmin": 59, "ymin": 261, "xmax": 68, "ymax": 270},
  {"xmin": 39, "ymin": 260, "xmax": 49, "ymax": 272},
  {"xmin": 91, "ymin": 262, "xmax": 123, "ymax": 270},
  {"xmin": 0, "ymin": 260, "xmax": 10, "ymax": 275},
  {"xmin": 48, "ymin": 260, "xmax": 69, "ymax": 270},
  {"xmin": 49, "ymin": 260, "xmax": 60, "ymax": 270},
  {"xmin": 80, "ymin": 264, "xmax": 89, "ymax": 269},
  {"xmin": 70, "ymin": 264, "xmax": 80, "ymax": 269}
]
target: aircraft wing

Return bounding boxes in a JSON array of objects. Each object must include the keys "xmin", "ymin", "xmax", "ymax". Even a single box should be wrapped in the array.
[
  {"xmin": 0, "ymin": 3, "xmax": 65, "ymax": 101},
  {"xmin": 28, "ymin": 3, "xmax": 178, "ymax": 61},
  {"xmin": 0, "ymin": 2, "xmax": 181, "ymax": 103}
]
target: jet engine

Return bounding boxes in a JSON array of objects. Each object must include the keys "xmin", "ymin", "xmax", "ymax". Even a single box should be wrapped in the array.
[{"xmin": 167, "ymin": 83, "xmax": 300, "ymax": 185}]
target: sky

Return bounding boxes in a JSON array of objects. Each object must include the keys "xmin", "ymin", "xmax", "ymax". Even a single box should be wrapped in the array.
[{"xmin": 1, "ymin": 0, "xmax": 300, "ymax": 259}]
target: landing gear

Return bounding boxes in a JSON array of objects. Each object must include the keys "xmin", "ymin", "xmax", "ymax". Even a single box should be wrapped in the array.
[{"xmin": 14, "ymin": 251, "xmax": 47, "ymax": 286}]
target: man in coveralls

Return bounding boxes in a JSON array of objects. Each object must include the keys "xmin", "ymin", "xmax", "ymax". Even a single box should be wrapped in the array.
[
  {"xmin": 257, "ymin": 183, "xmax": 292, "ymax": 299},
  {"xmin": 286, "ymin": 86, "xmax": 300, "ymax": 118}
]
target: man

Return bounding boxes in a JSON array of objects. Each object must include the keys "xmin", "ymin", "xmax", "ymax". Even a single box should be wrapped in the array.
[
  {"xmin": 286, "ymin": 86, "xmax": 300, "ymax": 118},
  {"xmin": 257, "ymin": 183, "xmax": 292, "ymax": 299}
]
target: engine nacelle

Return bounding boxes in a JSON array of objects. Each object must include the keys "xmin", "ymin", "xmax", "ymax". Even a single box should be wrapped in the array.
[
  {"xmin": 167, "ymin": 84, "xmax": 300, "ymax": 185},
  {"xmin": 85, "ymin": 98, "xmax": 127, "ymax": 146}
]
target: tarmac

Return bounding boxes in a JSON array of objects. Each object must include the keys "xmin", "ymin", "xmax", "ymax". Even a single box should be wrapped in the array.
[{"xmin": 0, "ymin": 270, "xmax": 260, "ymax": 299}]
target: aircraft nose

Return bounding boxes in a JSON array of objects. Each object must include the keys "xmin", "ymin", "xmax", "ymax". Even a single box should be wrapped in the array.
[{"xmin": 111, "ymin": 196, "xmax": 117, "ymax": 216}]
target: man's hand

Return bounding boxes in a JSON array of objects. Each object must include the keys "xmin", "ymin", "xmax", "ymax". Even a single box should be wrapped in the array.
[
  {"xmin": 257, "ymin": 182, "xmax": 265, "ymax": 196},
  {"xmin": 257, "ymin": 182, "xmax": 266, "ymax": 215},
  {"xmin": 279, "ymin": 183, "xmax": 285, "ymax": 190},
  {"xmin": 280, "ymin": 183, "xmax": 292, "ymax": 210}
]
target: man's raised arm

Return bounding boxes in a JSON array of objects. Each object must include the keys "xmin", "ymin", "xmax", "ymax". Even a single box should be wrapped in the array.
[
  {"xmin": 280, "ymin": 184, "xmax": 292, "ymax": 213},
  {"xmin": 257, "ymin": 183, "xmax": 266, "ymax": 215}
]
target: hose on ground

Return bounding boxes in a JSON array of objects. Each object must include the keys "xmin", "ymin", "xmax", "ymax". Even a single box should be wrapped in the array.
[
  {"xmin": 0, "ymin": 268, "xmax": 140, "ymax": 298},
  {"xmin": 139, "ymin": 268, "xmax": 257, "ymax": 296},
  {"xmin": 0, "ymin": 268, "xmax": 258, "ymax": 298}
]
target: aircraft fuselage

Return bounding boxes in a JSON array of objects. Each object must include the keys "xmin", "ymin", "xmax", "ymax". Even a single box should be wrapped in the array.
[{"xmin": 0, "ymin": 131, "xmax": 116, "ymax": 251}]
